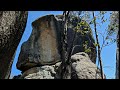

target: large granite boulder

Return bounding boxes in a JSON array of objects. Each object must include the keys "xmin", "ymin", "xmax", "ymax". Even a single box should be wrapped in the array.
[
  {"xmin": 0, "ymin": 11, "xmax": 28, "ymax": 79},
  {"xmin": 15, "ymin": 14, "xmax": 97, "ymax": 79},
  {"xmin": 16, "ymin": 15, "xmax": 62, "ymax": 72}
]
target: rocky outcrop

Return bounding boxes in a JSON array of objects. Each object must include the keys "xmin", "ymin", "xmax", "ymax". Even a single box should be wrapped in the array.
[
  {"xmin": 14, "ymin": 52, "xmax": 102, "ymax": 79},
  {"xmin": 56, "ymin": 52, "xmax": 102, "ymax": 79},
  {"xmin": 0, "ymin": 11, "xmax": 28, "ymax": 79},
  {"xmin": 14, "ymin": 62, "xmax": 61, "ymax": 79},
  {"xmin": 56, "ymin": 15, "xmax": 97, "ymax": 63},
  {"xmin": 71, "ymin": 52, "xmax": 102, "ymax": 79},
  {"xmin": 14, "ymin": 14, "xmax": 98, "ymax": 79},
  {"xmin": 16, "ymin": 15, "xmax": 62, "ymax": 72}
]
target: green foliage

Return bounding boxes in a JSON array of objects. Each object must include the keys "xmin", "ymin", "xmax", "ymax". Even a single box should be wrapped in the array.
[
  {"xmin": 69, "ymin": 12, "xmax": 96, "ymax": 55},
  {"xmin": 83, "ymin": 41, "xmax": 92, "ymax": 53},
  {"xmin": 85, "ymin": 48, "xmax": 91, "ymax": 53},
  {"xmin": 93, "ymin": 43, "xmax": 99, "ymax": 47},
  {"xmin": 72, "ymin": 17, "xmax": 94, "ymax": 54},
  {"xmin": 69, "ymin": 11, "xmax": 118, "ymax": 79},
  {"xmin": 74, "ymin": 20, "xmax": 92, "ymax": 36}
]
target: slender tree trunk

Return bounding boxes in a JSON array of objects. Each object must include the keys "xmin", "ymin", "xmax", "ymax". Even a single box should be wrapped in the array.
[
  {"xmin": 116, "ymin": 29, "xmax": 119, "ymax": 79},
  {"xmin": 92, "ymin": 11, "xmax": 104, "ymax": 79},
  {"xmin": 61, "ymin": 11, "xmax": 70, "ymax": 79}
]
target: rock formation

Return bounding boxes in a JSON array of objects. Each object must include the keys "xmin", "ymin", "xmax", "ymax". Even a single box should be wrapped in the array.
[
  {"xmin": 56, "ymin": 15, "xmax": 97, "ymax": 63},
  {"xmin": 55, "ymin": 52, "xmax": 102, "ymax": 79},
  {"xmin": 13, "ymin": 14, "xmax": 100, "ymax": 79},
  {"xmin": 16, "ymin": 15, "xmax": 62, "ymax": 72},
  {"xmin": 14, "ymin": 52, "xmax": 102, "ymax": 79},
  {"xmin": 71, "ymin": 52, "xmax": 101, "ymax": 79},
  {"xmin": 14, "ymin": 62, "xmax": 61, "ymax": 79},
  {"xmin": 0, "ymin": 11, "xmax": 28, "ymax": 79}
]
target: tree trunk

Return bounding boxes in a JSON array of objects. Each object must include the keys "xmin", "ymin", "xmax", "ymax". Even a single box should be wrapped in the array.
[
  {"xmin": 116, "ymin": 29, "xmax": 119, "ymax": 79},
  {"xmin": 92, "ymin": 11, "xmax": 104, "ymax": 79},
  {"xmin": 61, "ymin": 11, "xmax": 71, "ymax": 79}
]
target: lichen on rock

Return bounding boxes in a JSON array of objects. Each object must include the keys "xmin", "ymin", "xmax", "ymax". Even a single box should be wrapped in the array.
[{"xmin": 0, "ymin": 11, "xmax": 28, "ymax": 79}]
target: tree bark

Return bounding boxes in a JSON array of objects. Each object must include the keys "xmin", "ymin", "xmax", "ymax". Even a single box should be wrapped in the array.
[
  {"xmin": 92, "ymin": 11, "xmax": 104, "ymax": 79},
  {"xmin": 116, "ymin": 29, "xmax": 119, "ymax": 79},
  {"xmin": 61, "ymin": 11, "xmax": 71, "ymax": 79}
]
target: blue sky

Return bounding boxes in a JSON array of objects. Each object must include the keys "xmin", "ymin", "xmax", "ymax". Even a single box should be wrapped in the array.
[
  {"xmin": 11, "ymin": 11, "xmax": 117, "ymax": 79},
  {"xmin": 94, "ymin": 11, "xmax": 116, "ymax": 79}
]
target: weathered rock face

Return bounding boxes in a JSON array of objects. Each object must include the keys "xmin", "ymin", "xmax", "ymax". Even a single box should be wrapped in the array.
[
  {"xmin": 16, "ymin": 15, "xmax": 62, "ymax": 72},
  {"xmin": 0, "ymin": 11, "xmax": 28, "ymax": 79},
  {"xmin": 71, "ymin": 52, "xmax": 102, "ymax": 79},
  {"xmin": 14, "ymin": 62, "xmax": 61, "ymax": 79},
  {"xmin": 56, "ymin": 52, "xmax": 102, "ymax": 79},
  {"xmin": 67, "ymin": 28, "xmax": 97, "ymax": 63},
  {"xmin": 14, "ymin": 14, "xmax": 98, "ymax": 79},
  {"xmin": 56, "ymin": 15, "xmax": 97, "ymax": 63},
  {"xmin": 14, "ymin": 52, "xmax": 101, "ymax": 79}
]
